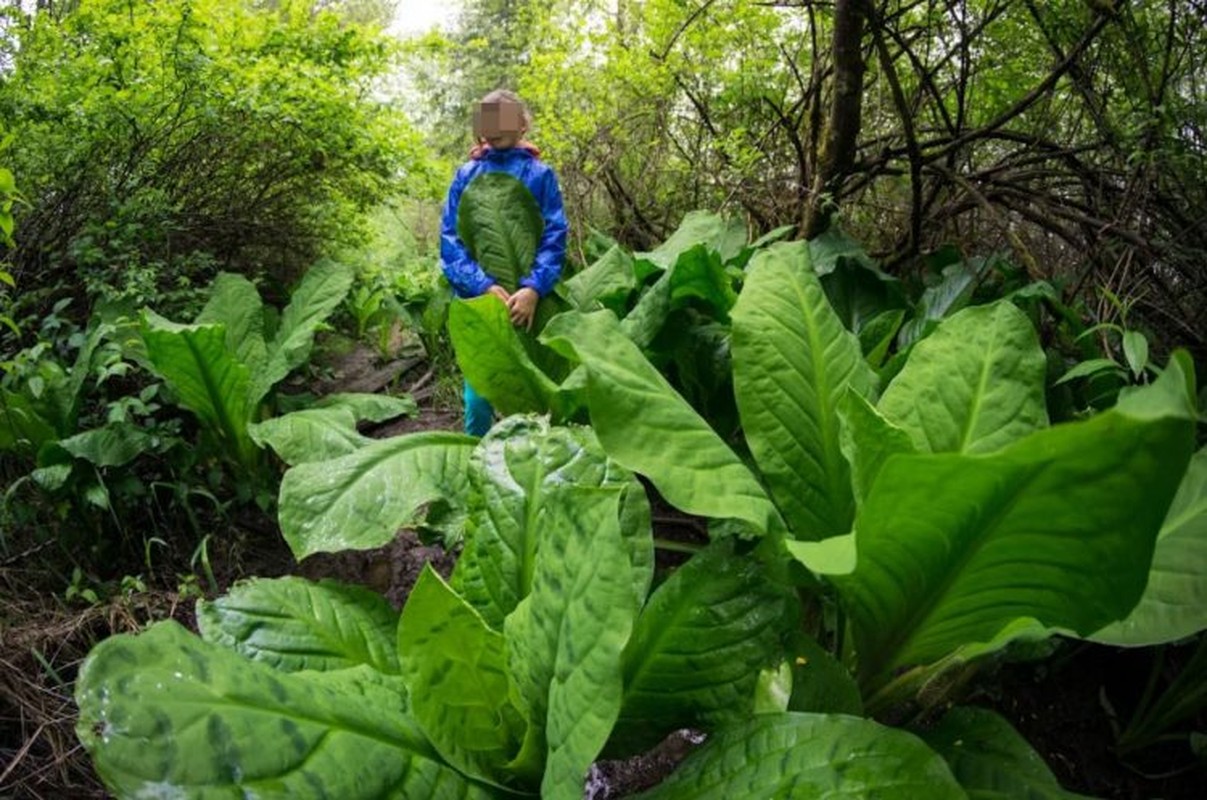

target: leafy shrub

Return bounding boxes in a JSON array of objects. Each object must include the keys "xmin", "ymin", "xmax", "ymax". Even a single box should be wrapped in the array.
[{"xmin": 1, "ymin": 0, "xmax": 434, "ymax": 316}]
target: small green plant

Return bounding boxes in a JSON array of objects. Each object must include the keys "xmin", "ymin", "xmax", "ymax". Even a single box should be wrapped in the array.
[{"xmin": 65, "ymin": 566, "xmax": 101, "ymax": 606}]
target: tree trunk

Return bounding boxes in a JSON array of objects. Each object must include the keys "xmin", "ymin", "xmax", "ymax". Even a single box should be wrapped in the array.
[{"xmin": 804, "ymin": 0, "xmax": 867, "ymax": 238}]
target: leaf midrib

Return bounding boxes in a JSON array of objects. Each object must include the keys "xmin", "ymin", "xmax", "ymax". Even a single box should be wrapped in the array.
[{"xmin": 860, "ymin": 461, "xmax": 1044, "ymax": 685}]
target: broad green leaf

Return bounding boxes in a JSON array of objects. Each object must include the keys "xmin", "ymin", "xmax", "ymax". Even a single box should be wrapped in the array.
[
  {"xmin": 249, "ymin": 407, "xmax": 372, "ymax": 465},
  {"xmin": 786, "ymin": 631, "xmax": 864, "ymax": 716},
  {"xmin": 56, "ymin": 422, "xmax": 155, "ymax": 468},
  {"xmin": 197, "ymin": 577, "xmax": 400, "ymax": 675},
  {"xmin": 399, "ymin": 567, "xmax": 521, "ymax": 784},
  {"xmin": 667, "ymin": 244, "xmax": 736, "ymax": 320},
  {"xmin": 31, "ymin": 463, "xmax": 72, "ymax": 491},
  {"xmin": 619, "ymin": 270, "xmax": 672, "ymax": 349},
  {"xmin": 860, "ymin": 308, "xmax": 907, "ymax": 368},
  {"xmin": 732, "ymin": 241, "xmax": 875, "ymax": 540},
  {"xmin": 141, "ymin": 311, "xmax": 257, "ymax": 468},
  {"xmin": 315, "ymin": 392, "xmax": 418, "ymax": 423},
  {"xmin": 76, "ymin": 622, "xmax": 491, "ymax": 799},
  {"xmin": 919, "ymin": 707, "xmax": 1091, "ymax": 799},
  {"xmin": 749, "ymin": 224, "xmax": 797, "ymax": 249},
  {"xmin": 0, "ymin": 390, "xmax": 56, "ymax": 454},
  {"xmin": 1054, "ymin": 358, "xmax": 1123, "ymax": 386},
  {"xmin": 637, "ymin": 211, "xmax": 747, "ymax": 271},
  {"xmin": 1123, "ymin": 330, "xmax": 1149, "ymax": 379},
  {"xmin": 1093, "ymin": 447, "xmax": 1207, "ymax": 646},
  {"xmin": 609, "ymin": 540, "xmax": 793, "ymax": 755},
  {"xmin": 456, "ymin": 172, "xmax": 544, "ymax": 292},
  {"xmin": 449, "ymin": 296, "xmax": 563, "ymax": 417},
  {"xmin": 504, "ymin": 488, "xmax": 638, "ymax": 798},
  {"xmin": 786, "ymin": 533, "xmax": 857, "ymax": 575},
  {"xmin": 897, "ymin": 262, "xmax": 983, "ymax": 347},
  {"xmin": 807, "ymin": 225, "xmax": 906, "ymax": 334},
  {"xmin": 65, "ymin": 323, "xmax": 113, "ymax": 431},
  {"xmin": 634, "ymin": 712, "xmax": 965, "ymax": 799},
  {"xmin": 836, "ymin": 359, "xmax": 1196, "ymax": 689},
  {"xmin": 561, "ymin": 244, "xmax": 635, "ymax": 311},
  {"xmin": 808, "ymin": 224, "xmax": 879, "ymax": 275},
  {"xmin": 452, "ymin": 416, "xmax": 653, "ymax": 629},
  {"xmin": 278, "ymin": 431, "xmax": 477, "ymax": 559},
  {"xmin": 879, "ymin": 302, "xmax": 1048, "ymax": 455},
  {"xmin": 838, "ymin": 390, "xmax": 916, "ymax": 504},
  {"xmin": 542, "ymin": 310, "xmax": 780, "ymax": 536},
  {"xmin": 255, "ymin": 260, "xmax": 354, "ymax": 405},
  {"xmin": 196, "ymin": 272, "xmax": 268, "ymax": 374}
]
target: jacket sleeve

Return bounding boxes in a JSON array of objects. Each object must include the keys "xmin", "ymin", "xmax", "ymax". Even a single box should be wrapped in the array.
[
  {"xmin": 519, "ymin": 167, "xmax": 568, "ymax": 297},
  {"xmin": 440, "ymin": 167, "xmax": 495, "ymax": 298}
]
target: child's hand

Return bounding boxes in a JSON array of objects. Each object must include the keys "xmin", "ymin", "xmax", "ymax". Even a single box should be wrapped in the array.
[
  {"xmin": 507, "ymin": 287, "xmax": 539, "ymax": 330},
  {"xmin": 487, "ymin": 284, "xmax": 511, "ymax": 303}
]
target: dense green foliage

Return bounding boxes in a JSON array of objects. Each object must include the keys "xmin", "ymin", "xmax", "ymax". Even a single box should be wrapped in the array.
[
  {"xmin": 75, "ymin": 236, "xmax": 1205, "ymax": 796},
  {"xmin": 1, "ymin": 0, "xmax": 431, "ymax": 314},
  {"xmin": 2, "ymin": 0, "xmax": 1205, "ymax": 797},
  {"xmin": 421, "ymin": 0, "xmax": 1207, "ymax": 362}
]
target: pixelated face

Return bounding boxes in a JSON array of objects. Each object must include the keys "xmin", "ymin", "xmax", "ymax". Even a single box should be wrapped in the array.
[{"xmin": 473, "ymin": 100, "xmax": 526, "ymax": 145}]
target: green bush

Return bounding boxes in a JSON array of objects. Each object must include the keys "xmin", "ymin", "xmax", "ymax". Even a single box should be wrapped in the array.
[{"xmin": 0, "ymin": 0, "xmax": 435, "ymax": 317}]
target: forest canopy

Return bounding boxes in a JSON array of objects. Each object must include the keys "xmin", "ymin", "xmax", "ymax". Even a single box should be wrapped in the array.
[{"xmin": 407, "ymin": 0, "xmax": 1207, "ymax": 358}]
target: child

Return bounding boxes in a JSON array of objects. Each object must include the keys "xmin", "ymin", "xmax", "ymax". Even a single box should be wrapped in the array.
[{"xmin": 440, "ymin": 89, "xmax": 568, "ymax": 436}]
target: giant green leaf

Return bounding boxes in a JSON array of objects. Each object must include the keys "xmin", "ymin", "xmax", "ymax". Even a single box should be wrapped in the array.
[
  {"xmin": 196, "ymin": 272, "xmax": 268, "ymax": 375},
  {"xmin": 451, "ymin": 416, "xmax": 652, "ymax": 629},
  {"xmin": 399, "ymin": 566, "xmax": 521, "ymax": 785},
  {"xmin": 918, "ymin": 707, "xmax": 1091, "ymax": 799},
  {"xmin": 249, "ymin": 406, "xmax": 372, "ymax": 465},
  {"xmin": 634, "ymin": 713, "xmax": 965, "ymax": 799},
  {"xmin": 250, "ymin": 394, "xmax": 416, "ymax": 465},
  {"xmin": 141, "ymin": 311, "xmax": 257, "ymax": 468},
  {"xmin": 732, "ymin": 241, "xmax": 875, "ymax": 541},
  {"xmin": 878, "ymin": 302, "xmax": 1048, "ymax": 455},
  {"xmin": 835, "ymin": 358, "xmax": 1196, "ymax": 689},
  {"xmin": 543, "ymin": 310, "xmax": 779, "ymax": 536},
  {"xmin": 315, "ymin": 392, "xmax": 418, "ymax": 423},
  {"xmin": 58, "ymin": 422, "xmax": 156, "ymax": 468},
  {"xmin": 619, "ymin": 270, "xmax": 673, "ymax": 349},
  {"xmin": 503, "ymin": 487, "xmax": 638, "ymax": 799},
  {"xmin": 808, "ymin": 226, "xmax": 906, "ymax": 334},
  {"xmin": 636, "ymin": 211, "xmax": 747, "ymax": 271},
  {"xmin": 75, "ymin": 622, "xmax": 492, "ymax": 799},
  {"xmin": 449, "ymin": 296, "xmax": 564, "ymax": 418},
  {"xmin": 785, "ymin": 631, "xmax": 864, "ymax": 716},
  {"xmin": 667, "ymin": 244, "xmax": 736, "ymax": 320},
  {"xmin": 255, "ymin": 260, "xmax": 354, "ymax": 404},
  {"xmin": 838, "ymin": 389, "xmax": 917, "ymax": 504},
  {"xmin": 197, "ymin": 577, "xmax": 400, "ymax": 675},
  {"xmin": 609, "ymin": 539, "xmax": 793, "ymax": 755},
  {"xmin": 561, "ymin": 244, "xmax": 635, "ymax": 312},
  {"xmin": 278, "ymin": 431, "xmax": 476, "ymax": 559},
  {"xmin": 456, "ymin": 172, "xmax": 544, "ymax": 293},
  {"xmin": 1093, "ymin": 447, "xmax": 1207, "ymax": 646},
  {"xmin": 897, "ymin": 261, "xmax": 985, "ymax": 347}
]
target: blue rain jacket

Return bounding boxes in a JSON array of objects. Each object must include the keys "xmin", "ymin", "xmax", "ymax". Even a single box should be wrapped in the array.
[{"xmin": 440, "ymin": 147, "xmax": 568, "ymax": 299}]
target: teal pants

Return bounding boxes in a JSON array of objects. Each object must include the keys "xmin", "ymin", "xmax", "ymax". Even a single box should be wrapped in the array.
[{"xmin": 463, "ymin": 381, "xmax": 494, "ymax": 437}]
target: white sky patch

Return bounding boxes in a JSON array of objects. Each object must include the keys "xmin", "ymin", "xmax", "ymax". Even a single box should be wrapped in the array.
[{"xmin": 390, "ymin": 0, "xmax": 461, "ymax": 37}]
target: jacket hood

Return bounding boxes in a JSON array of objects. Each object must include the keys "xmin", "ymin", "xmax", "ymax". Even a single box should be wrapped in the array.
[{"xmin": 469, "ymin": 141, "xmax": 542, "ymax": 161}]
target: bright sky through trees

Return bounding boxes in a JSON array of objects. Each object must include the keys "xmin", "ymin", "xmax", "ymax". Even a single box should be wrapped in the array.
[{"xmin": 390, "ymin": 0, "xmax": 460, "ymax": 36}]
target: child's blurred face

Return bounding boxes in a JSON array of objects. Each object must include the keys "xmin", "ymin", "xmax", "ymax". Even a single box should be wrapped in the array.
[{"xmin": 474, "ymin": 101, "xmax": 526, "ymax": 149}]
